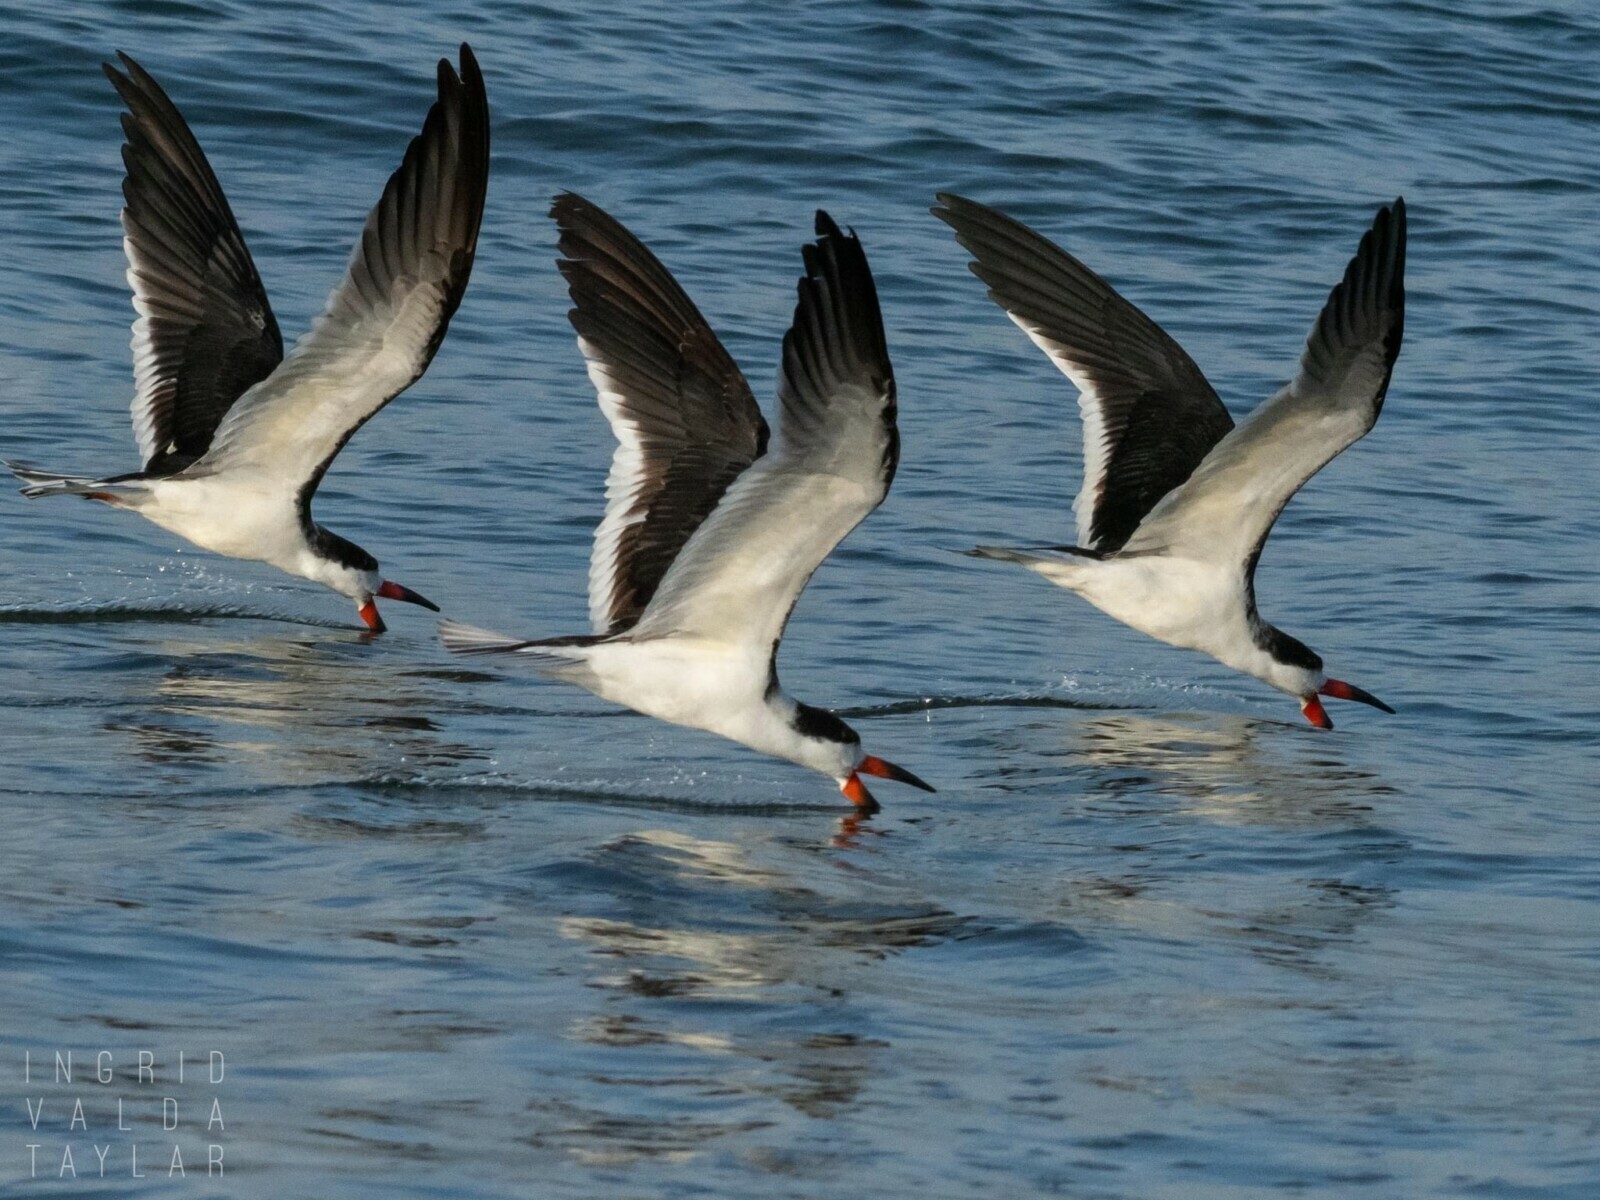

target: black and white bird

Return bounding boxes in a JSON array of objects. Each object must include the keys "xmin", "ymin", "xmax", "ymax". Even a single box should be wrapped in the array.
[
  {"xmin": 933, "ymin": 194, "xmax": 1406, "ymax": 729},
  {"xmin": 7, "ymin": 46, "xmax": 490, "ymax": 632},
  {"xmin": 441, "ymin": 196, "xmax": 933, "ymax": 812}
]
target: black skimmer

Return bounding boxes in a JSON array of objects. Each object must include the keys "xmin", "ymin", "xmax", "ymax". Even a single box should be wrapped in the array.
[
  {"xmin": 933, "ymin": 194, "xmax": 1406, "ymax": 729},
  {"xmin": 7, "ymin": 46, "xmax": 490, "ymax": 632},
  {"xmin": 441, "ymin": 196, "xmax": 933, "ymax": 813}
]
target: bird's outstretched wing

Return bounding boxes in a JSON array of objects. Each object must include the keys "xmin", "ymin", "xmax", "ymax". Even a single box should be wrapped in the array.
[
  {"xmin": 1119, "ymin": 199, "xmax": 1407, "ymax": 572},
  {"xmin": 551, "ymin": 193, "xmax": 769, "ymax": 636},
  {"xmin": 108, "ymin": 52, "xmax": 284, "ymax": 474},
  {"xmin": 627, "ymin": 212, "xmax": 898, "ymax": 658},
  {"xmin": 933, "ymin": 193, "xmax": 1234, "ymax": 554},
  {"xmin": 192, "ymin": 45, "xmax": 490, "ymax": 508}
]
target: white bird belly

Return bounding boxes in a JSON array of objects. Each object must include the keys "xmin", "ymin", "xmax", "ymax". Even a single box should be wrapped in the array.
[
  {"xmin": 1040, "ymin": 555, "xmax": 1253, "ymax": 658},
  {"xmin": 139, "ymin": 476, "xmax": 303, "ymax": 567},
  {"xmin": 575, "ymin": 638, "xmax": 810, "ymax": 765},
  {"xmin": 580, "ymin": 639, "xmax": 761, "ymax": 726}
]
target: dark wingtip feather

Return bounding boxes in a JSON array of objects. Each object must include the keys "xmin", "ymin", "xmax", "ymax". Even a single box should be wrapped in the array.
[
  {"xmin": 407, "ymin": 40, "xmax": 491, "ymax": 299},
  {"xmin": 929, "ymin": 191, "xmax": 995, "ymax": 239},
  {"xmin": 791, "ymin": 209, "xmax": 888, "ymax": 372},
  {"xmin": 778, "ymin": 209, "xmax": 898, "ymax": 484},
  {"xmin": 1380, "ymin": 197, "xmax": 1407, "ymax": 375},
  {"xmin": 814, "ymin": 208, "xmax": 845, "ymax": 241},
  {"xmin": 460, "ymin": 42, "xmax": 490, "ymax": 177},
  {"xmin": 1294, "ymin": 194, "xmax": 1408, "ymax": 414},
  {"xmin": 1350, "ymin": 195, "xmax": 1407, "ymax": 353},
  {"xmin": 105, "ymin": 51, "xmax": 167, "ymax": 110},
  {"xmin": 930, "ymin": 191, "xmax": 973, "ymax": 222},
  {"xmin": 103, "ymin": 52, "xmax": 152, "ymax": 109},
  {"xmin": 928, "ymin": 192, "xmax": 1060, "ymax": 285},
  {"xmin": 549, "ymin": 190, "xmax": 593, "ymax": 227}
]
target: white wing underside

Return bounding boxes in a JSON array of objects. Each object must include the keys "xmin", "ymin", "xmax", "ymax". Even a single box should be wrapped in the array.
[
  {"xmin": 127, "ymin": 269, "xmax": 175, "ymax": 464},
  {"xmin": 194, "ymin": 275, "xmax": 449, "ymax": 487},
  {"xmin": 1005, "ymin": 312, "xmax": 1112, "ymax": 548},
  {"xmin": 585, "ymin": 340, "xmax": 650, "ymax": 634},
  {"xmin": 1119, "ymin": 368, "xmax": 1383, "ymax": 565},
  {"xmin": 1120, "ymin": 198, "xmax": 1406, "ymax": 566},
  {"xmin": 627, "ymin": 444, "xmax": 884, "ymax": 652},
  {"xmin": 128, "ymin": 281, "xmax": 172, "ymax": 465}
]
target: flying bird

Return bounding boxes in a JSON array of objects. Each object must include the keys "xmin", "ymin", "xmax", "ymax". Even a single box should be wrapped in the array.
[
  {"xmin": 8, "ymin": 46, "xmax": 490, "ymax": 632},
  {"xmin": 441, "ymin": 196, "xmax": 933, "ymax": 813},
  {"xmin": 933, "ymin": 194, "xmax": 1406, "ymax": 729}
]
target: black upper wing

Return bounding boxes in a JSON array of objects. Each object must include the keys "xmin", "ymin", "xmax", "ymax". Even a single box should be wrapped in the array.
[
  {"xmin": 933, "ymin": 193, "xmax": 1234, "ymax": 553},
  {"xmin": 552, "ymin": 192, "xmax": 770, "ymax": 636},
  {"xmin": 107, "ymin": 53, "xmax": 284, "ymax": 474}
]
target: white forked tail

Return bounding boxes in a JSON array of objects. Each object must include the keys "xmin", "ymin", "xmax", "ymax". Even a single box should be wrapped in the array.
[
  {"xmin": 5, "ymin": 461, "xmax": 138, "ymax": 501},
  {"xmin": 968, "ymin": 545, "xmax": 1102, "ymax": 595},
  {"xmin": 968, "ymin": 544, "xmax": 1091, "ymax": 568},
  {"xmin": 437, "ymin": 620, "xmax": 534, "ymax": 655},
  {"xmin": 437, "ymin": 621, "xmax": 600, "ymax": 680}
]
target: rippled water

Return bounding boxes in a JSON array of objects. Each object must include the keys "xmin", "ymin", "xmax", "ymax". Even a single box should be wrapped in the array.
[{"xmin": 1, "ymin": 0, "xmax": 1597, "ymax": 1195}]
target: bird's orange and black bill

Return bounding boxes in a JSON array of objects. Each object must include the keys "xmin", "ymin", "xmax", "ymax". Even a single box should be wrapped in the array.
[
  {"xmin": 841, "ymin": 774, "xmax": 882, "ymax": 815},
  {"xmin": 1319, "ymin": 678, "xmax": 1395, "ymax": 713},
  {"xmin": 378, "ymin": 580, "xmax": 440, "ymax": 611},
  {"xmin": 858, "ymin": 755, "xmax": 936, "ymax": 793},
  {"xmin": 1301, "ymin": 695, "xmax": 1334, "ymax": 729},
  {"xmin": 358, "ymin": 602, "xmax": 387, "ymax": 634}
]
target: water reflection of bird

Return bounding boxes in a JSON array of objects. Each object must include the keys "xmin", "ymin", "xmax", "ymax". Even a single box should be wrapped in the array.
[
  {"xmin": 116, "ymin": 633, "xmax": 483, "ymax": 782},
  {"xmin": 555, "ymin": 828, "xmax": 968, "ymax": 1132},
  {"xmin": 1068, "ymin": 711, "xmax": 1388, "ymax": 826}
]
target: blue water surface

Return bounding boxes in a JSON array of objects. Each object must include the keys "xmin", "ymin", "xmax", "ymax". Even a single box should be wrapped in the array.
[{"xmin": 1, "ymin": 0, "xmax": 1597, "ymax": 1196}]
